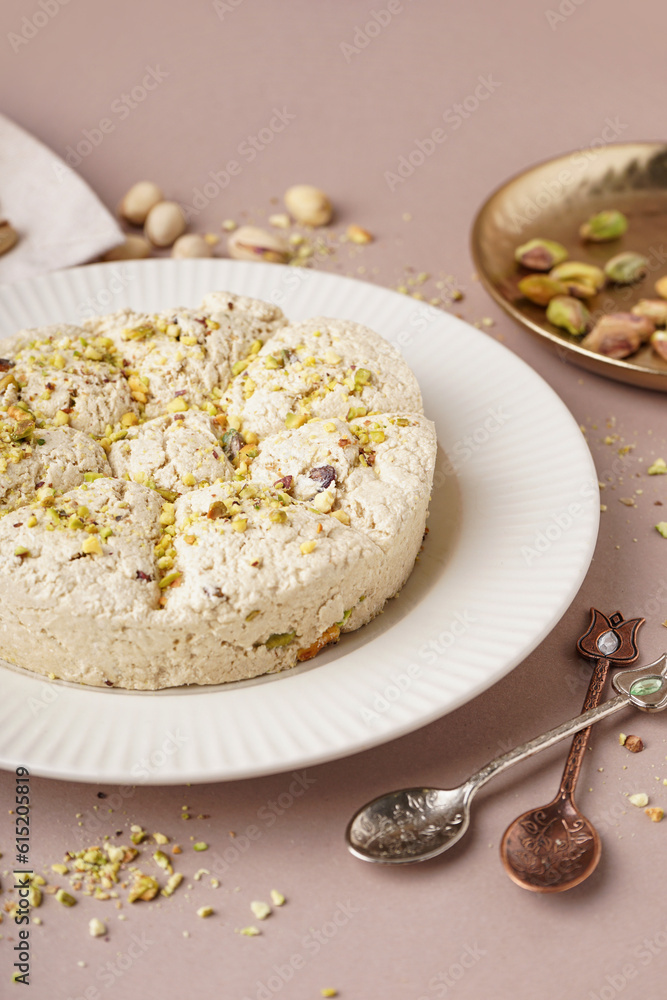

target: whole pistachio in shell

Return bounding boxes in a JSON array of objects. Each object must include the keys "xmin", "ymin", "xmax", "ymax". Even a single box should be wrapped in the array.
[
  {"xmin": 650, "ymin": 330, "xmax": 667, "ymax": 361},
  {"xmin": 514, "ymin": 238, "xmax": 568, "ymax": 272},
  {"xmin": 284, "ymin": 185, "xmax": 333, "ymax": 227},
  {"xmin": 227, "ymin": 226, "xmax": 290, "ymax": 264},
  {"xmin": 650, "ymin": 330, "xmax": 667, "ymax": 360},
  {"xmin": 579, "ymin": 209, "xmax": 628, "ymax": 243},
  {"xmin": 632, "ymin": 299, "xmax": 667, "ymax": 326},
  {"xmin": 546, "ymin": 295, "xmax": 590, "ymax": 336},
  {"xmin": 604, "ymin": 251, "xmax": 649, "ymax": 285},
  {"xmin": 518, "ymin": 274, "xmax": 567, "ymax": 306},
  {"xmin": 582, "ymin": 312, "xmax": 654, "ymax": 359},
  {"xmin": 549, "ymin": 261, "xmax": 606, "ymax": 298}
]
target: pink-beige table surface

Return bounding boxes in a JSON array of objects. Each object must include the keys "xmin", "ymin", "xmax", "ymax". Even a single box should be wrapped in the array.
[{"xmin": 1, "ymin": 1, "xmax": 667, "ymax": 998}]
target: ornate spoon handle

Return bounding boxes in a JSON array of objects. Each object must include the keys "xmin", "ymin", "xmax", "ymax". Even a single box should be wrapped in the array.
[
  {"xmin": 558, "ymin": 656, "xmax": 609, "ymax": 799},
  {"xmin": 463, "ymin": 694, "xmax": 628, "ymax": 800}
]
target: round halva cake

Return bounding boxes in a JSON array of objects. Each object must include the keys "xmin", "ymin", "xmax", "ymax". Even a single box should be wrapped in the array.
[{"xmin": 0, "ymin": 291, "xmax": 436, "ymax": 689}]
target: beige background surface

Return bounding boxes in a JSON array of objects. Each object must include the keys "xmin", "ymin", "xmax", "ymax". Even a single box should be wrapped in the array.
[{"xmin": 1, "ymin": 1, "xmax": 667, "ymax": 998}]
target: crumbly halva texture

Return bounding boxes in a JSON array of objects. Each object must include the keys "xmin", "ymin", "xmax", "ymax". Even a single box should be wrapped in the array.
[{"xmin": 0, "ymin": 292, "xmax": 437, "ymax": 689}]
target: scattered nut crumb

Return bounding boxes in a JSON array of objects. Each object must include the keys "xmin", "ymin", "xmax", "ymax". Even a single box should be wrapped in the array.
[
  {"xmin": 347, "ymin": 224, "xmax": 373, "ymax": 245},
  {"xmin": 250, "ymin": 900, "xmax": 271, "ymax": 920},
  {"xmin": 240, "ymin": 926, "xmax": 261, "ymax": 936},
  {"xmin": 89, "ymin": 918, "xmax": 106, "ymax": 938},
  {"xmin": 619, "ymin": 733, "xmax": 627, "ymax": 745},
  {"xmin": 628, "ymin": 793, "xmax": 649, "ymax": 808},
  {"xmin": 270, "ymin": 889, "xmax": 285, "ymax": 906},
  {"xmin": 625, "ymin": 735, "xmax": 644, "ymax": 753},
  {"xmin": 645, "ymin": 807, "xmax": 664, "ymax": 823},
  {"xmin": 196, "ymin": 906, "xmax": 214, "ymax": 919}
]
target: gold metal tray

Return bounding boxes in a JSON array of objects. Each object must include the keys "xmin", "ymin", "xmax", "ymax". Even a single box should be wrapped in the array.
[{"xmin": 471, "ymin": 142, "xmax": 667, "ymax": 391}]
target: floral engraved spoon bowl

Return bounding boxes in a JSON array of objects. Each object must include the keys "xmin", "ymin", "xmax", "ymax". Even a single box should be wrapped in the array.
[
  {"xmin": 500, "ymin": 609, "xmax": 643, "ymax": 892},
  {"xmin": 346, "ymin": 648, "xmax": 667, "ymax": 866}
]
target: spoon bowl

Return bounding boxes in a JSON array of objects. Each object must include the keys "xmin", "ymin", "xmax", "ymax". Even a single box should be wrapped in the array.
[
  {"xmin": 500, "ymin": 795, "xmax": 601, "ymax": 892},
  {"xmin": 346, "ymin": 787, "xmax": 470, "ymax": 864}
]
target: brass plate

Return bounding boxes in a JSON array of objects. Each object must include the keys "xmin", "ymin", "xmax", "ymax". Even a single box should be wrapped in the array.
[{"xmin": 471, "ymin": 142, "xmax": 667, "ymax": 391}]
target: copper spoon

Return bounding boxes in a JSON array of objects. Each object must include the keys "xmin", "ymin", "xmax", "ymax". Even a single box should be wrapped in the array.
[
  {"xmin": 500, "ymin": 609, "xmax": 644, "ymax": 893},
  {"xmin": 347, "ymin": 652, "xmax": 667, "ymax": 864}
]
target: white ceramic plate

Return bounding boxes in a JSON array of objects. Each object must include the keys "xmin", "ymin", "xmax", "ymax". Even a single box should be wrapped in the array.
[{"xmin": 0, "ymin": 260, "xmax": 599, "ymax": 784}]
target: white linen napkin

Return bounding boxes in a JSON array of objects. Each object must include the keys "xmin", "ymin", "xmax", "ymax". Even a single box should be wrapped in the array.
[{"xmin": 0, "ymin": 113, "xmax": 124, "ymax": 284}]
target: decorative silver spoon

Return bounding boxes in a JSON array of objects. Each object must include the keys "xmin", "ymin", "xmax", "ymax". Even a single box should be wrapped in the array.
[{"xmin": 346, "ymin": 654, "xmax": 667, "ymax": 865}]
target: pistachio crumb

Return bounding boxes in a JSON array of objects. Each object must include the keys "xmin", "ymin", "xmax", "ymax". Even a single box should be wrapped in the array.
[
  {"xmin": 250, "ymin": 900, "xmax": 271, "ymax": 920},
  {"xmin": 89, "ymin": 918, "xmax": 107, "ymax": 937},
  {"xmin": 628, "ymin": 793, "xmax": 649, "ymax": 808},
  {"xmin": 240, "ymin": 926, "xmax": 261, "ymax": 936},
  {"xmin": 645, "ymin": 807, "xmax": 664, "ymax": 823},
  {"xmin": 270, "ymin": 889, "xmax": 285, "ymax": 906},
  {"xmin": 55, "ymin": 889, "xmax": 77, "ymax": 907},
  {"xmin": 196, "ymin": 906, "xmax": 214, "ymax": 918}
]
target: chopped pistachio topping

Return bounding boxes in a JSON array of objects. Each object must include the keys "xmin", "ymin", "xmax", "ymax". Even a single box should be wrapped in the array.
[{"xmin": 250, "ymin": 900, "xmax": 271, "ymax": 920}]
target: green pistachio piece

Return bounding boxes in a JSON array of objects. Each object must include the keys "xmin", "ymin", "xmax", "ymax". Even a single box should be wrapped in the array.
[
  {"xmin": 632, "ymin": 300, "xmax": 667, "ymax": 326},
  {"xmin": 546, "ymin": 295, "xmax": 590, "ymax": 336},
  {"xmin": 604, "ymin": 251, "xmax": 649, "ymax": 285},
  {"xmin": 579, "ymin": 209, "xmax": 628, "ymax": 242},
  {"xmin": 514, "ymin": 238, "xmax": 568, "ymax": 271},
  {"xmin": 153, "ymin": 850, "xmax": 173, "ymax": 872},
  {"xmin": 517, "ymin": 275, "xmax": 567, "ymax": 306},
  {"xmin": 128, "ymin": 875, "xmax": 159, "ymax": 903},
  {"xmin": 354, "ymin": 368, "xmax": 372, "ymax": 387},
  {"xmin": 549, "ymin": 262, "xmax": 606, "ymax": 296},
  {"xmin": 265, "ymin": 631, "xmax": 296, "ymax": 650},
  {"xmin": 285, "ymin": 412, "xmax": 307, "ymax": 429}
]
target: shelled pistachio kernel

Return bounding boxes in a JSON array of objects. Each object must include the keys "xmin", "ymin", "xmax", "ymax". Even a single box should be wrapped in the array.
[
  {"xmin": 517, "ymin": 275, "xmax": 567, "ymax": 306},
  {"xmin": 632, "ymin": 299, "xmax": 667, "ymax": 326},
  {"xmin": 579, "ymin": 209, "xmax": 628, "ymax": 242},
  {"xmin": 514, "ymin": 238, "xmax": 568, "ymax": 271},
  {"xmin": 604, "ymin": 252, "xmax": 649, "ymax": 285},
  {"xmin": 546, "ymin": 295, "xmax": 590, "ymax": 336},
  {"xmin": 549, "ymin": 261, "xmax": 606, "ymax": 297}
]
